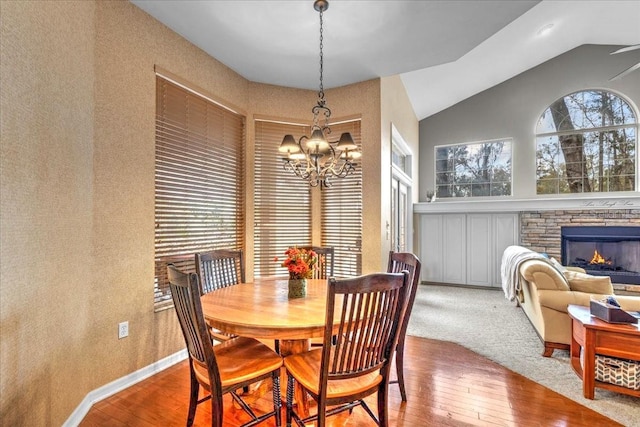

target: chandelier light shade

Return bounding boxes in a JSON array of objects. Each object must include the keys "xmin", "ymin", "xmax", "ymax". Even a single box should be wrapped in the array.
[{"xmin": 279, "ymin": 0, "xmax": 361, "ymax": 188}]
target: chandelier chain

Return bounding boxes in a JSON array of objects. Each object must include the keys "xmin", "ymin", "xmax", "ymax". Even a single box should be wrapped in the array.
[
  {"xmin": 278, "ymin": 0, "xmax": 360, "ymax": 188},
  {"xmin": 318, "ymin": 6, "xmax": 324, "ymax": 103}
]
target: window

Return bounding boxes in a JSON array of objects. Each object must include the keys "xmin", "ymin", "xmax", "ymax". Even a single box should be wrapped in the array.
[
  {"xmin": 254, "ymin": 120, "xmax": 312, "ymax": 277},
  {"xmin": 392, "ymin": 145, "xmax": 409, "ymax": 175},
  {"xmin": 536, "ymin": 90, "xmax": 637, "ymax": 194},
  {"xmin": 154, "ymin": 75, "xmax": 245, "ymax": 310},
  {"xmin": 321, "ymin": 120, "xmax": 363, "ymax": 277},
  {"xmin": 254, "ymin": 119, "xmax": 363, "ymax": 278},
  {"xmin": 435, "ymin": 139, "xmax": 512, "ymax": 198}
]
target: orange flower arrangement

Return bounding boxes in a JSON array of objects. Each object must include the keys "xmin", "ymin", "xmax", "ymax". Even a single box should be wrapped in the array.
[{"xmin": 276, "ymin": 246, "xmax": 318, "ymax": 280}]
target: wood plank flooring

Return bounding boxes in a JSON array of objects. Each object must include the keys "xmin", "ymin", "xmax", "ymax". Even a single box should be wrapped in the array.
[{"xmin": 79, "ymin": 336, "xmax": 620, "ymax": 426}]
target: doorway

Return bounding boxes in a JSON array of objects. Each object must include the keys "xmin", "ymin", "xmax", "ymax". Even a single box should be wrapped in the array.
[
  {"xmin": 391, "ymin": 126, "xmax": 413, "ymax": 253},
  {"xmin": 391, "ymin": 177, "xmax": 409, "ymax": 252}
]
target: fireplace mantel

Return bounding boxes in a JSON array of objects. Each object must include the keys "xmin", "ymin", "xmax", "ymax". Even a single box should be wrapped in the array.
[{"xmin": 414, "ymin": 195, "xmax": 640, "ymax": 214}]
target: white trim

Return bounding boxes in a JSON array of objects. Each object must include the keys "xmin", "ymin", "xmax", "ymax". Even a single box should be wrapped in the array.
[
  {"xmin": 391, "ymin": 124, "xmax": 412, "ymax": 156},
  {"xmin": 391, "ymin": 124, "xmax": 415, "ymax": 254},
  {"xmin": 414, "ymin": 194, "xmax": 640, "ymax": 213},
  {"xmin": 62, "ymin": 349, "xmax": 188, "ymax": 427}
]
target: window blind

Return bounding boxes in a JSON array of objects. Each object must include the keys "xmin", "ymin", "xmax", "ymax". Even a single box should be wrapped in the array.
[
  {"xmin": 254, "ymin": 120, "xmax": 312, "ymax": 277},
  {"xmin": 321, "ymin": 120, "xmax": 363, "ymax": 277},
  {"xmin": 154, "ymin": 76, "xmax": 245, "ymax": 309}
]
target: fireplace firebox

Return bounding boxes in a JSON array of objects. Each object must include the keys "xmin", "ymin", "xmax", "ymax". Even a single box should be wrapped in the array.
[{"xmin": 561, "ymin": 226, "xmax": 640, "ymax": 285}]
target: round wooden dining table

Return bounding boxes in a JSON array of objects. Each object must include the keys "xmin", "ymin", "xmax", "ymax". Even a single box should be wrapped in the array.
[
  {"xmin": 200, "ymin": 277, "xmax": 338, "ymax": 414},
  {"xmin": 200, "ymin": 277, "xmax": 339, "ymax": 355}
]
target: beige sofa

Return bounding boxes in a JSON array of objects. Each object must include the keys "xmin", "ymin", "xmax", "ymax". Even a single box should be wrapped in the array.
[{"xmin": 517, "ymin": 257, "xmax": 640, "ymax": 357}]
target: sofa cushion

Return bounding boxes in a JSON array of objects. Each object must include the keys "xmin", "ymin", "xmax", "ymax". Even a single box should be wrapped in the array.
[{"xmin": 563, "ymin": 270, "xmax": 614, "ymax": 294}]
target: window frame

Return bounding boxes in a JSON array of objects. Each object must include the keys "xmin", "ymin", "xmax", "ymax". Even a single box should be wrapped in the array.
[
  {"xmin": 254, "ymin": 119, "xmax": 313, "ymax": 278},
  {"xmin": 253, "ymin": 118, "xmax": 363, "ymax": 278},
  {"xmin": 320, "ymin": 119, "xmax": 363, "ymax": 277},
  {"xmin": 535, "ymin": 89, "xmax": 638, "ymax": 195},
  {"xmin": 434, "ymin": 138, "xmax": 513, "ymax": 199},
  {"xmin": 154, "ymin": 73, "xmax": 245, "ymax": 311}
]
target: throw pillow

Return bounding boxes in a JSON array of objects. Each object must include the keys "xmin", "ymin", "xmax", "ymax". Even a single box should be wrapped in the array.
[{"xmin": 563, "ymin": 270, "xmax": 614, "ymax": 294}]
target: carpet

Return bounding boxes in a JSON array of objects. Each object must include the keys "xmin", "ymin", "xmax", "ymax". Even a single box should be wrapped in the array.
[{"xmin": 406, "ymin": 284, "xmax": 639, "ymax": 427}]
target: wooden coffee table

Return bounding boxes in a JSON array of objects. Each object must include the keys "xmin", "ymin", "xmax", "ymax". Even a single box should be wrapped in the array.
[{"xmin": 567, "ymin": 304, "xmax": 640, "ymax": 399}]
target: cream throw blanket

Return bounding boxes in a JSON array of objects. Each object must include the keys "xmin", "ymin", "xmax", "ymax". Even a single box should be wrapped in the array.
[{"xmin": 500, "ymin": 245, "xmax": 547, "ymax": 301}]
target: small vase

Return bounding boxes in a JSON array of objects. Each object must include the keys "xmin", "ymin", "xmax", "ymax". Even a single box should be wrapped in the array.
[{"xmin": 288, "ymin": 278, "xmax": 307, "ymax": 299}]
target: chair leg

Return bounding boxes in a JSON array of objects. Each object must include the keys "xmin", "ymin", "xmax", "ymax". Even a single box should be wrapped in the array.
[
  {"xmin": 210, "ymin": 393, "xmax": 224, "ymax": 427},
  {"xmin": 286, "ymin": 374, "xmax": 294, "ymax": 427},
  {"xmin": 317, "ymin": 400, "xmax": 327, "ymax": 427},
  {"xmin": 396, "ymin": 342, "xmax": 407, "ymax": 402},
  {"xmin": 377, "ymin": 382, "xmax": 390, "ymax": 427},
  {"xmin": 272, "ymin": 371, "xmax": 282, "ymax": 427},
  {"xmin": 187, "ymin": 369, "xmax": 199, "ymax": 426}
]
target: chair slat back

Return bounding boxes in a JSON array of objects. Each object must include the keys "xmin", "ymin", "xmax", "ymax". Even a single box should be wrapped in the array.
[
  {"xmin": 167, "ymin": 264, "xmax": 222, "ymax": 391},
  {"xmin": 196, "ymin": 249, "xmax": 245, "ymax": 295},
  {"xmin": 387, "ymin": 252, "xmax": 422, "ymax": 341},
  {"xmin": 299, "ymin": 246, "xmax": 334, "ymax": 279},
  {"xmin": 167, "ymin": 264, "xmax": 222, "ymax": 418},
  {"xmin": 322, "ymin": 272, "xmax": 408, "ymax": 383}
]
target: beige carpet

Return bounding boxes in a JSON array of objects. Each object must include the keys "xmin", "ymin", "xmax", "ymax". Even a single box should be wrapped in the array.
[{"xmin": 407, "ymin": 284, "xmax": 640, "ymax": 427}]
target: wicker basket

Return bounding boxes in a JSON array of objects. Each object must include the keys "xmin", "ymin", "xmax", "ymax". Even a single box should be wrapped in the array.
[{"xmin": 594, "ymin": 355, "xmax": 640, "ymax": 390}]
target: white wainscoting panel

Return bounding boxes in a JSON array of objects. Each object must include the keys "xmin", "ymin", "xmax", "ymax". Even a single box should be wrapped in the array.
[
  {"xmin": 466, "ymin": 214, "xmax": 492, "ymax": 286},
  {"xmin": 442, "ymin": 214, "xmax": 466, "ymax": 284}
]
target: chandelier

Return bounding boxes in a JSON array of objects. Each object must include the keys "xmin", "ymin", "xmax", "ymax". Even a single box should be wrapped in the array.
[{"xmin": 279, "ymin": 0, "xmax": 361, "ymax": 188}]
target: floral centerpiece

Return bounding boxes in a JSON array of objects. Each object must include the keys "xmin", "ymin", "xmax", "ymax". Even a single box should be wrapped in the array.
[{"xmin": 276, "ymin": 247, "xmax": 318, "ymax": 298}]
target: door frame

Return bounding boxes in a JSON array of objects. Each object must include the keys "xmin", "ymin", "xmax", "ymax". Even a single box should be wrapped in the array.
[{"xmin": 390, "ymin": 125, "xmax": 414, "ymax": 254}]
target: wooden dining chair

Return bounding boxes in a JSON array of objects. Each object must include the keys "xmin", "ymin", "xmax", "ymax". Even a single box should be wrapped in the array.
[
  {"xmin": 167, "ymin": 264, "xmax": 283, "ymax": 427},
  {"xmin": 196, "ymin": 249, "xmax": 245, "ymax": 294},
  {"xmin": 387, "ymin": 251, "xmax": 422, "ymax": 402},
  {"xmin": 283, "ymin": 271, "xmax": 409, "ymax": 427},
  {"xmin": 298, "ymin": 246, "xmax": 334, "ymax": 279},
  {"xmin": 196, "ymin": 249, "xmax": 245, "ymax": 342}
]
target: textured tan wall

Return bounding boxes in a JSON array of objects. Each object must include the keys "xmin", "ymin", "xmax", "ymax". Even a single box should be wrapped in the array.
[
  {"xmin": 0, "ymin": 1, "xmax": 411, "ymax": 425},
  {"xmin": 1, "ymin": 1, "xmax": 96, "ymax": 424},
  {"xmin": 327, "ymin": 80, "xmax": 384, "ymax": 274}
]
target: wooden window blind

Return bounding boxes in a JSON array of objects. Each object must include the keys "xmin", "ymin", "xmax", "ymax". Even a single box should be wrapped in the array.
[
  {"xmin": 254, "ymin": 120, "xmax": 312, "ymax": 277},
  {"xmin": 321, "ymin": 120, "xmax": 363, "ymax": 277},
  {"xmin": 154, "ymin": 76, "xmax": 245, "ymax": 309}
]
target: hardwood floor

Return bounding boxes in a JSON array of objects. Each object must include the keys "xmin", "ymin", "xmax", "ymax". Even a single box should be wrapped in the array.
[{"xmin": 79, "ymin": 336, "xmax": 620, "ymax": 426}]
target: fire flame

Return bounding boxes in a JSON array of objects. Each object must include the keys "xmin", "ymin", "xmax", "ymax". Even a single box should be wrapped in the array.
[{"xmin": 589, "ymin": 250, "xmax": 612, "ymax": 265}]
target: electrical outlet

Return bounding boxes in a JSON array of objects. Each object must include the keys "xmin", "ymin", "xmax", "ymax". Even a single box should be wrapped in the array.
[{"xmin": 118, "ymin": 321, "xmax": 129, "ymax": 339}]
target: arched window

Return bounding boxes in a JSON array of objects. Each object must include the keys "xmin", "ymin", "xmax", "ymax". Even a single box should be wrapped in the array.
[{"xmin": 536, "ymin": 90, "xmax": 637, "ymax": 194}]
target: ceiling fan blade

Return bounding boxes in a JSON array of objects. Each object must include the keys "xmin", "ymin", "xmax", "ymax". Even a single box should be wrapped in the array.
[
  {"xmin": 610, "ymin": 44, "xmax": 640, "ymax": 55},
  {"xmin": 609, "ymin": 62, "xmax": 640, "ymax": 81}
]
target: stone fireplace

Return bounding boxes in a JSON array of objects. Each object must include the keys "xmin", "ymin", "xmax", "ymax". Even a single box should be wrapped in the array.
[
  {"xmin": 520, "ymin": 209, "xmax": 640, "ymax": 287},
  {"xmin": 561, "ymin": 226, "xmax": 640, "ymax": 285}
]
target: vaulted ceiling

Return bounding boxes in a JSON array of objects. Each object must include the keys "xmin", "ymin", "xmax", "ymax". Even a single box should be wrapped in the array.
[{"xmin": 131, "ymin": 0, "xmax": 640, "ymax": 120}]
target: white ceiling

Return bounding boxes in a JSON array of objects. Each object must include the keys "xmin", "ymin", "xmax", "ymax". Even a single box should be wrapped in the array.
[{"xmin": 131, "ymin": 0, "xmax": 640, "ymax": 120}]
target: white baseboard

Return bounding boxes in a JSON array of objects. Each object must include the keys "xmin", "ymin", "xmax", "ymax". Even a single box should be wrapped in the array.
[{"xmin": 62, "ymin": 349, "xmax": 188, "ymax": 427}]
